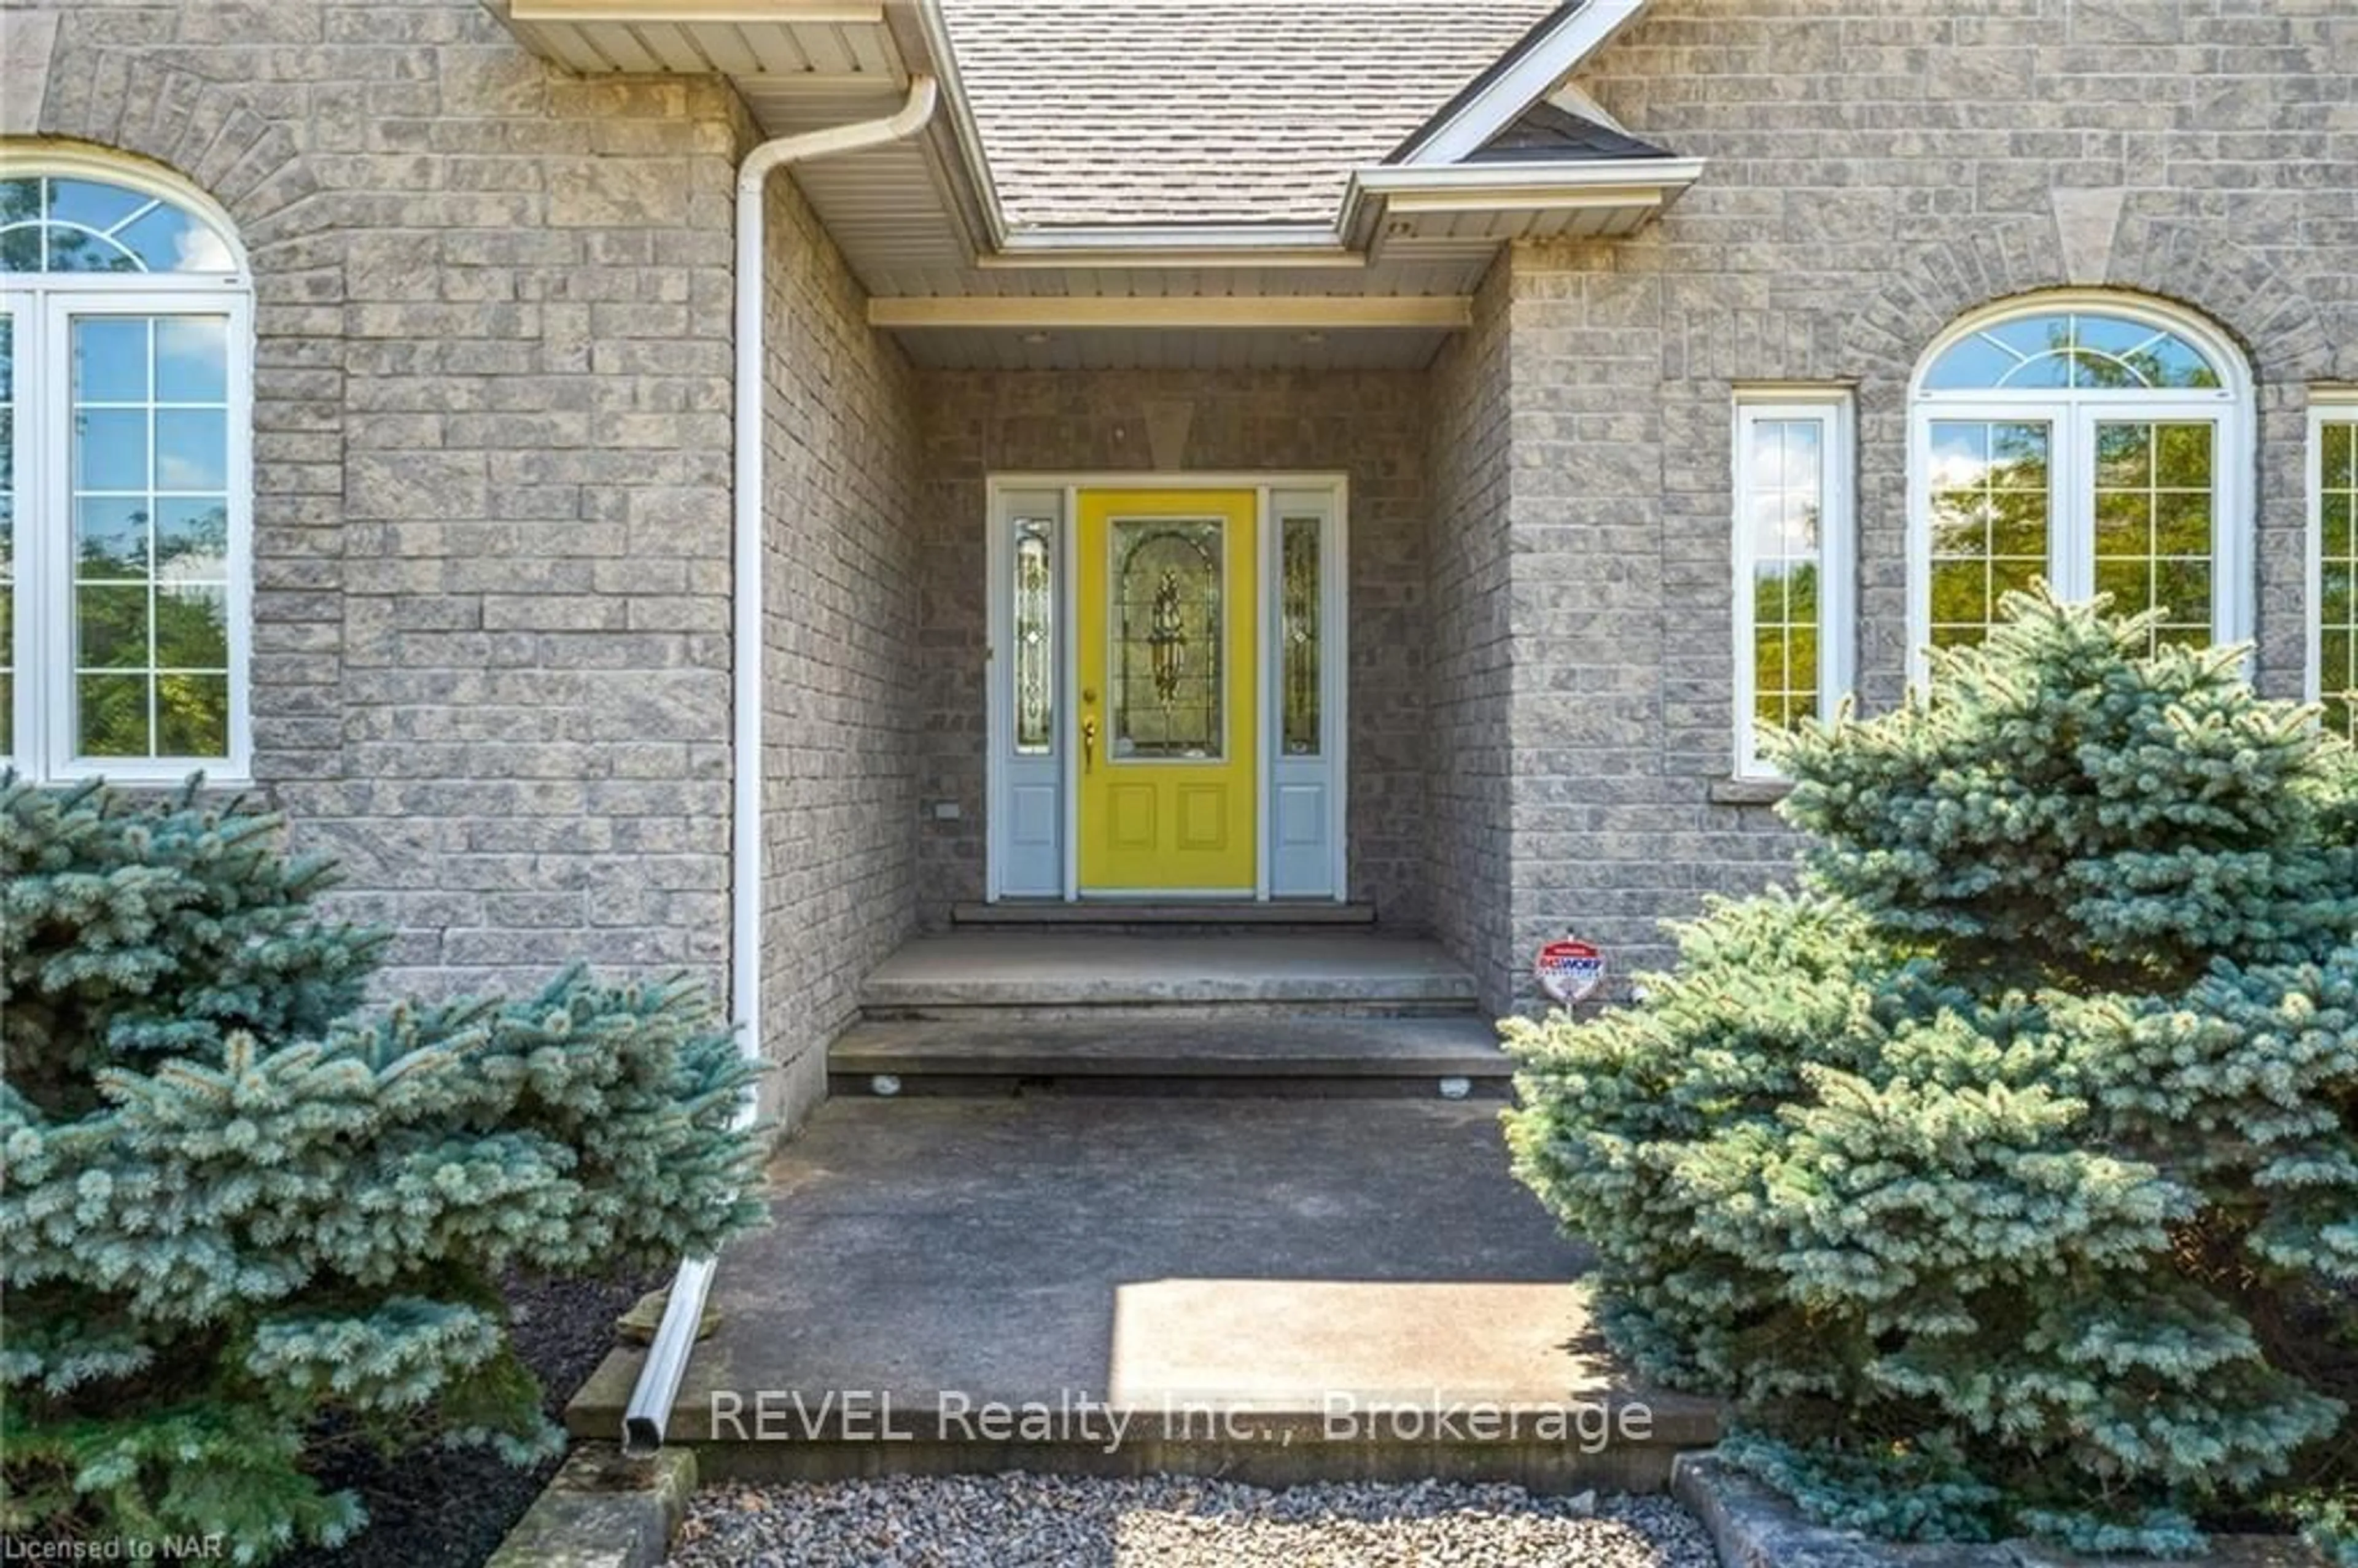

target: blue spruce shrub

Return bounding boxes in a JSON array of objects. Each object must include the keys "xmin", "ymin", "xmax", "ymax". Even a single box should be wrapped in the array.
[
  {"xmin": 1504, "ymin": 589, "xmax": 2357, "ymax": 1552},
  {"xmin": 0, "ymin": 776, "xmax": 765, "ymax": 1559}
]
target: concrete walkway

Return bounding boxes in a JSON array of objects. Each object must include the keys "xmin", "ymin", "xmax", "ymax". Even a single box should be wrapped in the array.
[{"xmin": 571, "ymin": 1097, "xmax": 1719, "ymax": 1491}]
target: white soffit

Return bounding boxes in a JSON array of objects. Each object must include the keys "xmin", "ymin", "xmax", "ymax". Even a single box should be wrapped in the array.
[{"xmin": 499, "ymin": 1, "xmax": 903, "ymax": 79}]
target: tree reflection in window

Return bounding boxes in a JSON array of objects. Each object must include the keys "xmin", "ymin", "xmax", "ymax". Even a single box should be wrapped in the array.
[
  {"xmin": 1914, "ymin": 297, "xmax": 2246, "ymax": 676},
  {"xmin": 71, "ymin": 314, "xmax": 232, "ymax": 758},
  {"xmin": 1112, "ymin": 519, "xmax": 1221, "ymax": 759},
  {"xmin": 1746, "ymin": 421, "xmax": 1823, "ymax": 734},
  {"xmin": 1922, "ymin": 311, "xmax": 2223, "ymax": 392},
  {"xmin": 1929, "ymin": 420, "xmax": 2050, "ymax": 649},
  {"xmin": 0, "ymin": 177, "xmax": 238, "ymax": 275},
  {"xmin": 2322, "ymin": 419, "xmax": 2358, "ymax": 742},
  {"xmin": 2092, "ymin": 420, "xmax": 2214, "ymax": 653}
]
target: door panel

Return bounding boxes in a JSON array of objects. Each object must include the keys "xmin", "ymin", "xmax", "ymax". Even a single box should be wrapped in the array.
[{"xmin": 1076, "ymin": 489, "xmax": 1257, "ymax": 891}]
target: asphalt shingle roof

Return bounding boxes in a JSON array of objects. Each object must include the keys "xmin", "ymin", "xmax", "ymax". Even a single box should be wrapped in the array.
[{"xmin": 937, "ymin": 0, "xmax": 1565, "ymax": 230}]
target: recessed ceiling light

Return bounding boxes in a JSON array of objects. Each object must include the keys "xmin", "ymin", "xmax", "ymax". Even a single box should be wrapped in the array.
[
  {"xmin": 1021, "ymin": 331, "xmax": 1052, "ymax": 345},
  {"xmin": 1298, "ymin": 331, "xmax": 1327, "ymax": 345}
]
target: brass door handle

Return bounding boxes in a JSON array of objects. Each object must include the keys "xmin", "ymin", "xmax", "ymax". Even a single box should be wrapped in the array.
[{"xmin": 1081, "ymin": 715, "xmax": 1098, "ymax": 773}]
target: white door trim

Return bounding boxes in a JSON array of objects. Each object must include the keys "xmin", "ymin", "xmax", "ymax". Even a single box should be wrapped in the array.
[
  {"xmin": 983, "ymin": 472, "xmax": 1350, "ymax": 903},
  {"xmin": 1255, "ymin": 483, "xmax": 1274, "ymax": 902}
]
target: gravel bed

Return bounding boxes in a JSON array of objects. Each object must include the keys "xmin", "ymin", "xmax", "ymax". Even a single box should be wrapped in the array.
[{"xmin": 667, "ymin": 1473, "xmax": 1718, "ymax": 1568}]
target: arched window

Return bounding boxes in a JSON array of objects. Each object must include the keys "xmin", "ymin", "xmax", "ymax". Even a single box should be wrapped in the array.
[
  {"xmin": 0, "ymin": 152, "xmax": 250, "ymax": 779},
  {"xmin": 1909, "ymin": 294, "xmax": 2251, "ymax": 675}
]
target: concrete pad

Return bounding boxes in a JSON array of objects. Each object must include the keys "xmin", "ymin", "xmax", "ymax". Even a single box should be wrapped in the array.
[
  {"xmin": 570, "ymin": 1098, "xmax": 1719, "ymax": 1489},
  {"xmin": 1109, "ymin": 1281, "xmax": 1633, "ymax": 1408},
  {"xmin": 859, "ymin": 932, "xmax": 1479, "ymax": 1009}
]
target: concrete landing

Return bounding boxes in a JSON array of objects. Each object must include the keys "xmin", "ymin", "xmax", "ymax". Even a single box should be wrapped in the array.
[
  {"xmin": 569, "ymin": 1098, "xmax": 1719, "ymax": 1491},
  {"xmin": 829, "ymin": 1014, "xmax": 1513, "ymax": 1096},
  {"xmin": 952, "ymin": 900, "xmax": 1378, "ymax": 928},
  {"xmin": 859, "ymin": 932, "xmax": 1480, "ymax": 1015}
]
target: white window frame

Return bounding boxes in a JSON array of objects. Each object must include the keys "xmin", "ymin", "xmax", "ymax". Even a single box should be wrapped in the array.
[
  {"xmin": 1905, "ymin": 292, "xmax": 2253, "ymax": 688},
  {"xmin": 0, "ymin": 148, "xmax": 254, "ymax": 783},
  {"xmin": 2309, "ymin": 387, "xmax": 2358, "ymax": 733},
  {"xmin": 1731, "ymin": 389, "xmax": 1855, "ymax": 779}
]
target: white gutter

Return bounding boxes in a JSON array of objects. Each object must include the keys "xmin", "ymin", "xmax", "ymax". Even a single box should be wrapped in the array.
[
  {"xmin": 974, "ymin": 246, "xmax": 1366, "ymax": 273},
  {"xmin": 1351, "ymin": 158, "xmax": 1705, "ymax": 196},
  {"xmin": 1337, "ymin": 157, "xmax": 1703, "ymax": 249},
  {"xmin": 993, "ymin": 224, "xmax": 1350, "ymax": 254},
  {"xmin": 621, "ymin": 72, "xmax": 941, "ymax": 1460}
]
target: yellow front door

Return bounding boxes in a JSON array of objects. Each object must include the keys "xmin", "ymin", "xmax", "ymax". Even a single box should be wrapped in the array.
[{"xmin": 1076, "ymin": 489, "xmax": 1258, "ymax": 892}]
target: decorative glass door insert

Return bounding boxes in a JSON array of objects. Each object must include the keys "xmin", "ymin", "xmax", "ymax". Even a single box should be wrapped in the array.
[
  {"xmin": 1280, "ymin": 514, "xmax": 1320, "ymax": 756},
  {"xmin": 1011, "ymin": 516, "xmax": 1055, "ymax": 755},
  {"xmin": 1111, "ymin": 518, "xmax": 1223, "ymax": 760}
]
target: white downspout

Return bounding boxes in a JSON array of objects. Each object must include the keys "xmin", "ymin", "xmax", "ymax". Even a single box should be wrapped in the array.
[{"xmin": 622, "ymin": 74, "xmax": 940, "ymax": 1459}]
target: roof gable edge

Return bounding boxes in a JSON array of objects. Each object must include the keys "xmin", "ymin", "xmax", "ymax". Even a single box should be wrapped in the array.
[{"xmin": 1389, "ymin": 0, "xmax": 1650, "ymax": 169}]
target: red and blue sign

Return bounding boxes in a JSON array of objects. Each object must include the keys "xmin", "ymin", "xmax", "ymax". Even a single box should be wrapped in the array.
[{"xmin": 1535, "ymin": 938, "xmax": 1606, "ymax": 1006}]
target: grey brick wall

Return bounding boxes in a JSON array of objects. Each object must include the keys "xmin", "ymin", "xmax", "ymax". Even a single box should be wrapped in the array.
[
  {"xmin": 24, "ymin": 0, "xmax": 745, "ymax": 1006},
  {"xmin": 911, "ymin": 370, "xmax": 1432, "ymax": 928},
  {"xmin": 1490, "ymin": 0, "xmax": 2358, "ymax": 1000},
  {"xmin": 756, "ymin": 169, "xmax": 922, "ymax": 1123},
  {"xmin": 1425, "ymin": 258, "xmax": 1518, "ymax": 1011},
  {"xmin": 25, "ymin": 0, "xmax": 2354, "ymax": 1076}
]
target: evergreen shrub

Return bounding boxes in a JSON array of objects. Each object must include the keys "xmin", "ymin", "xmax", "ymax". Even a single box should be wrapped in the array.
[
  {"xmin": 1504, "ymin": 589, "xmax": 2357, "ymax": 1553},
  {"xmin": 0, "ymin": 775, "xmax": 765, "ymax": 1559}
]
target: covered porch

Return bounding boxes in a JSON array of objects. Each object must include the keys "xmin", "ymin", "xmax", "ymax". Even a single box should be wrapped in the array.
[
  {"xmin": 488, "ymin": 0, "xmax": 1720, "ymax": 1494},
  {"xmin": 481, "ymin": 0, "xmax": 1700, "ymax": 1130},
  {"xmin": 758, "ymin": 309, "xmax": 1517, "ymax": 1122}
]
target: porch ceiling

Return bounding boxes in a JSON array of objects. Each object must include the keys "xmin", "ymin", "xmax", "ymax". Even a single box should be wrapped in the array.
[{"xmin": 892, "ymin": 325, "xmax": 1457, "ymax": 372}]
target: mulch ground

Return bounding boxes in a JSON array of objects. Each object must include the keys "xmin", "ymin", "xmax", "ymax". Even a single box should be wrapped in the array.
[{"xmin": 279, "ymin": 1267, "xmax": 664, "ymax": 1568}]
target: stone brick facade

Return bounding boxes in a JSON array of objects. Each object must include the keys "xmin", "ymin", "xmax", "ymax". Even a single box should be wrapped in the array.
[
  {"xmin": 1424, "ymin": 258, "xmax": 1518, "ymax": 1009},
  {"xmin": 21, "ymin": 0, "xmax": 744, "ymax": 1005},
  {"xmin": 1479, "ymin": 0, "xmax": 2358, "ymax": 998},
  {"xmin": 757, "ymin": 170, "xmax": 922, "ymax": 1121},
  {"xmin": 14, "ymin": 0, "xmax": 2356, "ymax": 1111}
]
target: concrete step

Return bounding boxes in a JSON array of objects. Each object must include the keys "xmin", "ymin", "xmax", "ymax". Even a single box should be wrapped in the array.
[
  {"xmin": 859, "ymin": 933, "xmax": 1481, "ymax": 1019},
  {"xmin": 952, "ymin": 899, "xmax": 1378, "ymax": 930},
  {"xmin": 830, "ymin": 1015, "xmax": 1512, "ymax": 1098},
  {"xmin": 567, "ymin": 1098, "xmax": 1719, "ymax": 1492}
]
